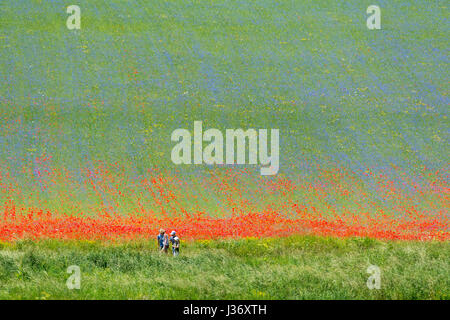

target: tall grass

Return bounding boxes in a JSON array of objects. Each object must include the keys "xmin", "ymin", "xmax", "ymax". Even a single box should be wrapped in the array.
[{"xmin": 0, "ymin": 235, "xmax": 448, "ymax": 299}]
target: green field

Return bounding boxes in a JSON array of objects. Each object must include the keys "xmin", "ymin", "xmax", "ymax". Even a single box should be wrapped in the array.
[{"xmin": 0, "ymin": 236, "xmax": 448, "ymax": 299}]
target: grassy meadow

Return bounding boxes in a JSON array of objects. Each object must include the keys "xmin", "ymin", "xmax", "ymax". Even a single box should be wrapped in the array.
[{"xmin": 0, "ymin": 236, "xmax": 449, "ymax": 300}]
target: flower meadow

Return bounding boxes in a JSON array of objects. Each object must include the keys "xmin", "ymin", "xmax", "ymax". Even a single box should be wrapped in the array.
[
  {"xmin": 0, "ymin": 158, "xmax": 448, "ymax": 242},
  {"xmin": 0, "ymin": 1, "xmax": 448, "ymax": 245}
]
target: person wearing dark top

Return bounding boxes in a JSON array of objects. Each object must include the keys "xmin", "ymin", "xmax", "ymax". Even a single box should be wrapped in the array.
[{"xmin": 169, "ymin": 230, "xmax": 180, "ymax": 256}]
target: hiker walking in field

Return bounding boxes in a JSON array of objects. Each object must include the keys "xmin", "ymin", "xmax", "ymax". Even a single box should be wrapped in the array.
[
  {"xmin": 170, "ymin": 231, "xmax": 180, "ymax": 256},
  {"xmin": 157, "ymin": 229, "xmax": 169, "ymax": 254}
]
